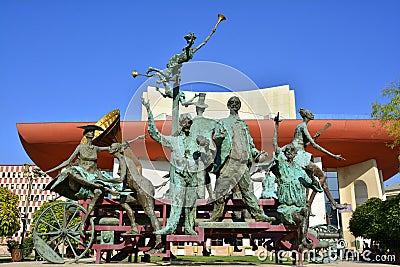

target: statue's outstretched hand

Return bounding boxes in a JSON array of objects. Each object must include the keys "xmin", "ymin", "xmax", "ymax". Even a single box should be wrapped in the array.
[
  {"xmin": 273, "ymin": 112, "xmax": 282, "ymax": 125},
  {"xmin": 33, "ymin": 168, "xmax": 46, "ymax": 176},
  {"xmin": 146, "ymin": 66, "xmax": 156, "ymax": 76},
  {"xmin": 335, "ymin": 154, "xmax": 345, "ymax": 161}
]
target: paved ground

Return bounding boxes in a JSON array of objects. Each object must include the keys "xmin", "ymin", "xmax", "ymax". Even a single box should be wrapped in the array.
[{"xmin": 0, "ymin": 259, "xmax": 399, "ymax": 267}]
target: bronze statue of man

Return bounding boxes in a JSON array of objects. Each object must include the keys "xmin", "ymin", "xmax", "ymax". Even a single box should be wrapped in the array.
[
  {"xmin": 208, "ymin": 96, "xmax": 275, "ymax": 222},
  {"xmin": 188, "ymin": 93, "xmax": 216, "ymax": 200},
  {"xmin": 141, "ymin": 97, "xmax": 200, "ymax": 235}
]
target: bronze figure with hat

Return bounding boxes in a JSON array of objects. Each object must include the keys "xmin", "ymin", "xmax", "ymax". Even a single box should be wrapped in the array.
[{"xmin": 42, "ymin": 123, "xmax": 121, "ymax": 235}]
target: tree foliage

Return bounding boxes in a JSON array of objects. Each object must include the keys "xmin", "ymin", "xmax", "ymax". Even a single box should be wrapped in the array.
[
  {"xmin": 7, "ymin": 237, "xmax": 34, "ymax": 257},
  {"xmin": 371, "ymin": 81, "xmax": 400, "ymax": 165},
  {"xmin": 377, "ymin": 194, "xmax": 400, "ymax": 252},
  {"xmin": 349, "ymin": 195, "xmax": 400, "ymax": 252},
  {"xmin": 0, "ymin": 187, "xmax": 21, "ymax": 237},
  {"xmin": 6, "ymin": 239, "xmax": 20, "ymax": 252},
  {"xmin": 349, "ymin": 197, "xmax": 382, "ymax": 239},
  {"xmin": 23, "ymin": 236, "xmax": 34, "ymax": 257}
]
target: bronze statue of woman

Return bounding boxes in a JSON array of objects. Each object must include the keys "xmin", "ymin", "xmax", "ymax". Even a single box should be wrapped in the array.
[
  {"xmin": 289, "ymin": 109, "xmax": 347, "ymax": 210},
  {"xmin": 44, "ymin": 125, "xmax": 121, "ymax": 234}
]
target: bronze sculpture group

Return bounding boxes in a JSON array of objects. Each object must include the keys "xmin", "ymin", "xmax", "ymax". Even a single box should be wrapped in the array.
[
  {"xmin": 40, "ymin": 98, "xmax": 346, "ymax": 255},
  {"xmin": 35, "ymin": 14, "xmax": 349, "ymax": 261}
]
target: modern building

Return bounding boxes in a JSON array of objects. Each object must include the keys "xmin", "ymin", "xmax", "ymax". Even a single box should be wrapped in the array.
[
  {"xmin": 16, "ymin": 85, "xmax": 398, "ymax": 251},
  {"xmin": 0, "ymin": 165, "xmax": 58, "ymax": 243},
  {"xmin": 385, "ymin": 182, "xmax": 400, "ymax": 200}
]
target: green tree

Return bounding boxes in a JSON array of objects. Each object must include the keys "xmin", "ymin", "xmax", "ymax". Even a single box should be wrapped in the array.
[
  {"xmin": 349, "ymin": 195, "xmax": 400, "ymax": 252},
  {"xmin": 0, "ymin": 187, "xmax": 21, "ymax": 237},
  {"xmin": 349, "ymin": 197, "xmax": 382, "ymax": 240},
  {"xmin": 377, "ymin": 194, "xmax": 400, "ymax": 252},
  {"xmin": 371, "ymin": 81, "xmax": 400, "ymax": 166}
]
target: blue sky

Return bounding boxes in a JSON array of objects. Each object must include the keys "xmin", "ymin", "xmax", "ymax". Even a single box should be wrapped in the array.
[{"xmin": 1, "ymin": 1, "xmax": 399, "ymax": 184}]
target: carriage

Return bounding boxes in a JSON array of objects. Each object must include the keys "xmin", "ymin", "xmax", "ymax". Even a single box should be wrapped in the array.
[{"xmin": 32, "ymin": 190, "xmax": 341, "ymax": 265}]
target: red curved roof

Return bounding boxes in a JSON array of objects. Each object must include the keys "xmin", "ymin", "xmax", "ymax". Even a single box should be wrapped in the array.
[{"xmin": 17, "ymin": 119, "xmax": 398, "ymax": 181}]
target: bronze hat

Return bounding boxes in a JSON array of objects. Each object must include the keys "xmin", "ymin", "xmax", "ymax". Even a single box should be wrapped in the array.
[
  {"xmin": 77, "ymin": 124, "xmax": 104, "ymax": 132},
  {"xmin": 184, "ymin": 32, "xmax": 197, "ymax": 41},
  {"xmin": 194, "ymin": 93, "xmax": 209, "ymax": 109}
]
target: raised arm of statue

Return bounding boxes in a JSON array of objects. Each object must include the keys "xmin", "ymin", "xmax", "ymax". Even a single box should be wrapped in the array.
[
  {"xmin": 141, "ymin": 96, "xmax": 160, "ymax": 141},
  {"xmin": 302, "ymin": 125, "xmax": 345, "ymax": 160},
  {"xmin": 273, "ymin": 113, "xmax": 281, "ymax": 155},
  {"xmin": 192, "ymin": 35, "xmax": 209, "ymax": 54},
  {"xmin": 123, "ymin": 135, "xmax": 146, "ymax": 149},
  {"xmin": 97, "ymin": 146, "xmax": 110, "ymax": 152},
  {"xmin": 45, "ymin": 145, "xmax": 81, "ymax": 173},
  {"xmin": 192, "ymin": 14, "xmax": 226, "ymax": 53},
  {"xmin": 141, "ymin": 96, "xmax": 172, "ymax": 148}
]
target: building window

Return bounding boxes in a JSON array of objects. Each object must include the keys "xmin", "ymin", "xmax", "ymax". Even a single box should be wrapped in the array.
[
  {"xmin": 324, "ymin": 171, "xmax": 341, "ymax": 227},
  {"xmin": 10, "ymin": 184, "xmax": 14, "ymax": 189},
  {"xmin": 355, "ymin": 181, "xmax": 368, "ymax": 206},
  {"xmin": 29, "ymin": 207, "xmax": 32, "ymax": 212},
  {"xmin": 21, "ymin": 184, "xmax": 25, "ymax": 189}
]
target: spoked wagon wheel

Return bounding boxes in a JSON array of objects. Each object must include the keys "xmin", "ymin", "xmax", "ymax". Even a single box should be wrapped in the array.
[
  {"xmin": 33, "ymin": 201, "xmax": 95, "ymax": 264},
  {"xmin": 277, "ymin": 231, "xmax": 319, "ymax": 251}
]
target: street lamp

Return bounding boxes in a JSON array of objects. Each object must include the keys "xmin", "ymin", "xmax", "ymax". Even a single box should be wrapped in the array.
[{"xmin": 21, "ymin": 163, "xmax": 36, "ymax": 261}]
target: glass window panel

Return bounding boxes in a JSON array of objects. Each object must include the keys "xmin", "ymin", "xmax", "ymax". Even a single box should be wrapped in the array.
[
  {"xmin": 325, "ymin": 172, "xmax": 337, "ymax": 178},
  {"xmin": 327, "ymin": 178, "xmax": 339, "ymax": 191},
  {"xmin": 330, "ymin": 190, "xmax": 339, "ymax": 200}
]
